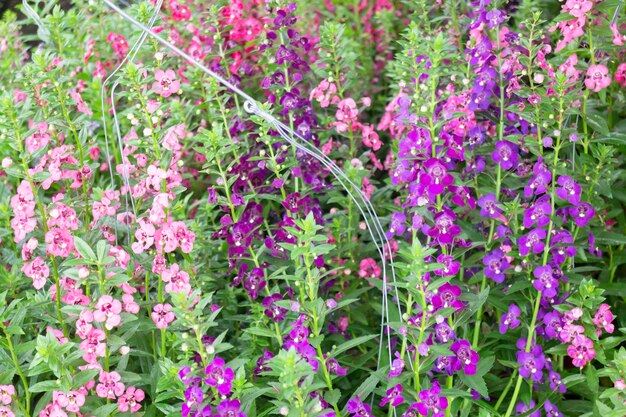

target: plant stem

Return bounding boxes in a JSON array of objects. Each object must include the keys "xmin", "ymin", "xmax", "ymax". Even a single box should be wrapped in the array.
[{"xmin": 2, "ymin": 325, "xmax": 31, "ymax": 416}]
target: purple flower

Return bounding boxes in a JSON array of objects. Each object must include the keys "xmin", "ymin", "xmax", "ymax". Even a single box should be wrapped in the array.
[
  {"xmin": 550, "ymin": 230, "xmax": 576, "ymax": 263},
  {"xmin": 588, "ymin": 233, "xmax": 602, "ymax": 258},
  {"xmin": 556, "ymin": 175, "xmax": 581, "ymax": 204},
  {"xmin": 524, "ymin": 164, "xmax": 551, "ymax": 198},
  {"xmin": 380, "ymin": 384, "xmax": 404, "ymax": 407},
  {"xmin": 515, "ymin": 400, "xmax": 541, "ymax": 417},
  {"xmin": 388, "ymin": 212, "xmax": 407, "ymax": 238},
  {"xmin": 518, "ymin": 228, "xmax": 546, "ymax": 256},
  {"xmin": 217, "ymin": 399, "xmax": 246, "ymax": 417},
  {"xmin": 467, "ymin": 126, "xmax": 486, "ymax": 149},
  {"xmin": 499, "ymin": 304, "xmax": 521, "ymax": 334},
  {"xmin": 477, "ymin": 194, "xmax": 503, "ymax": 219},
  {"xmin": 434, "ymin": 322, "xmax": 456, "ymax": 344},
  {"xmin": 432, "ymin": 283, "xmax": 464, "ymax": 312},
  {"xmin": 516, "ymin": 345, "xmax": 545, "ymax": 382},
  {"xmin": 402, "ymin": 403, "xmax": 421, "ymax": 417},
  {"xmin": 434, "ymin": 254, "xmax": 460, "ymax": 277},
  {"xmin": 569, "ymin": 202, "xmax": 595, "ymax": 227},
  {"xmin": 388, "ymin": 352, "xmax": 405, "ymax": 378},
  {"xmin": 205, "ymin": 357, "xmax": 235, "ymax": 396},
  {"xmin": 420, "ymin": 158, "xmax": 454, "ymax": 195},
  {"xmin": 523, "ymin": 199, "xmax": 552, "ymax": 228},
  {"xmin": 399, "ymin": 128, "xmax": 431, "ymax": 159},
  {"xmin": 243, "ymin": 267, "xmax": 266, "ymax": 300},
  {"xmin": 486, "ymin": 10, "xmax": 506, "ymax": 28},
  {"xmin": 262, "ymin": 293, "xmax": 288, "ymax": 322},
  {"xmin": 544, "ymin": 400, "xmax": 563, "ymax": 417},
  {"xmin": 416, "ymin": 381, "xmax": 448, "ymax": 417},
  {"xmin": 426, "ymin": 209, "xmax": 462, "ymax": 246},
  {"xmin": 491, "ymin": 140, "xmax": 519, "ymax": 170},
  {"xmin": 254, "ymin": 348, "xmax": 274, "ymax": 375},
  {"xmin": 473, "ymin": 67, "xmax": 498, "ymax": 93},
  {"xmin": 542, "ymin": 311, "xmax": 563, "ymax": 339},
  {"xmin": 549, "ymin": 371, "xmax": 567, "ymax": 393},
  {"xmin": 347, "ymin": 396, "xmax": 373, "ymax": 417},
  {"xmin": 533, "ymin": 265, "xmax": 559, "ymax": 297},
  {"xmin": 433, "ymin": 356, "xmax": 455, "ymax": 376},
  {"xmin": 450, "ymin": 339, "xmax": 480, "ymax": 375},
  {"xmin": 482, "ymin": 248, "xmax": 511, "ymax": 284},
  {"xmin": 325, "ymin": 357, "xmax": 347, "ymax": 376}
]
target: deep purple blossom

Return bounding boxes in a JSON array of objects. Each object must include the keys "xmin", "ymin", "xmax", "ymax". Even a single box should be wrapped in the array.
[
  {"xmin": 347, "ymin": 396, "xmax": 373, "ymax": 417},
  {"xmin": 450, "ymin": 339, "xmax": 479, "ymax": 375},
  {"xmin": 516, "ymin": 345, "xmax": 545, "ymax": 381},
  {"xmin": 482, "ymin": 248, "xmax": 511, "ymax": 284},
  {"xmin": 499, "ymin": 304, "xmax": 521, "ymax": 334},
  {"xmin": 518, "ymin": 228, "xmax": 546, "ymax": 256},
  {"xmin": 205, "ymin": 357, "xmax": 235, "ymax": 396},
  {"xmin": 426, "ymin": 209, "xmax": 462, "ymax": 245},
  {"xmin": 523, "ymin": 199, "xmax": 552, "ymax": 228},
  {"xmin": 486, "ymin": 10, "xmax": 506, "ymax": 28},
  {"xmin": 388, "ymin": 212, "xmax": 407, "ymax": 238},
  {"xmin": 262, "ymin": 293, "xmax": 288, "ymax": 322},
  {"xmin": 388, "ymin": 352, "xmax": 405, "ymax": 378},
  {"xmin": 434, "ymin": 254, "xmax": 460, "ymax": 276},
  {"xmin": 325, "ymin": 357, "xmax": 348, "ymax": 376},
  {"xmin": 556, "ymin": 175, "xmax": 581, "ymax": 204},
  {"xmin": 432, "ymin": 283, "xmax": 464, "ymax": 312},
  {"xmin": 491, "ymin": 140, "xmax": 519, "ymax": 170},
  {"xmin": 380, "ymin": 384, "xmax": 404, "ymax": 407},
  {"xmin": 515, "ymin": 400, "xmax": 541, "ymax": 417},
  {"xmin": 416, "ymin": 381, "xmax": 448, "ymax": 417},
  {"xmin": 550, "ymin": 230, "xmax": 576, "ymax": 263},
  {"xmin": 549, "ymin": 371, "xmax": 567, "ymax": 393},
  {"xmin": 420, "ymin": 158, "xmax": 454, "ymax": 195},
  {"xmin": 477, "ymin": 194, "xmax": 503, "ymax": 219},
  {"xmin": 524, "ymin": 164, "xmax": 551, "ymax": 198},
  {"xmin": 217, "ymin": 399, "xmax": 246, "ymax": 417},
  {"xmin": 544, "ymin": 400, "xmax": 563, "ymax": 417},
  {"xmin": 533, "ymin": 265, "xmax": 559, "ymax": 297},
  {"xmin": 433, "ymin": 356, "xmax": 455, "ymax": 376},
  {"xmin": 569, "ymin": 202, "xmax": 595, "ymax": 227},
  {"xmin": 434, "ymin": 322, "xmax": 456, "ymax": 344},
  {"xmin": 542, "ymin": 311, "xmax": 563, "ymax": 339}
]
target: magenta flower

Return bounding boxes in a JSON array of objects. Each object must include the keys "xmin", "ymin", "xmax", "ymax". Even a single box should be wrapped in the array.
[
  {"xmin": 151, "ymin": 303, "xmax": 175, "ymax": 329},
  {"xmin": 380, "ymin": 384, "xmax": 404, "ymax": 408},
  {"xmin": 325, "ymin": 357, "xmax": 348, "ymax": 376},
  {"xmin": 217, "ymin": 399, "xmax": 245, "ymax": 417},
  {"xmin": 515, "ymin": 400, "xmax": 541, "ymax": 417},
  {"xmin": 416, "ymin": 381, "xmax": 448, "ymax": 417},
  {"xmin": 426, "ymin": 209, "xmax": 462, "ymax": 246},
  {"xmin": 434, "ymin": 254, "xmax": 460, "ymax": 277},
  {"xmin": 450, "ymin": 339, "xmax": 479, "ymax": 375},
  {"xmin": 388, "ymin": 352, "xmax": 405, "ymax": 378},
  {"xmin": 518, "ymin": 228, "xmax": 546, "ymax": 256},
  {"xmin": 592, "ymin": 304, "xmax": 615, "ymax": 335},
  {"xmin": 544, "ymin": 400, "xmax": 563, "ymax": 417},
  {"xmin": 420, "ymin": 158, "xmax": 454, "ymax": 195},
  {"xmin": 523, "ymin": 199, "xmax": 552, "ymax": 228},
  {"xmin": 205, "ymin": 357, "xmax": 235, "ymax": 396},
  {"xmin": 93, "ymin": 295, "xmax": 123, "ymax": 330},
  {"xmin": 569, "ymin": 202, "xmax": 595, "ymax": 227},
  {"xmin": 117, "ymin": 386, "xmax": 145, "ymax": 413},
  {"xmin": 500, "ymin": 304, "xmax": 521, "ymax": 334},
  {"xmin": 153, "ymin": 69, "xmax": 181, "ymax": 97},
  {"xmin": 584, "ymin": 64, "xmax": 611, "ymax": 92},
  {"xmin": 347, "ymin": 396, "xmax": 373, "ymax": 417},
  {"xmin": 432, "ymin": 283, "xmax": 464, "ymax": 312},
  {"xmin": 556, "ymin": 175, "xmax": 581, "ymax": 204},
  {"xmin": 549, "ymin": 371, "xmax": 567, "ymax": 393},
  {"xmin": 434, "ymin": 322, "xmax": 455, "ymax": 344},
  {"xmin": 96, "ymin": 371, "xmax": 125, "ymax": 399}
]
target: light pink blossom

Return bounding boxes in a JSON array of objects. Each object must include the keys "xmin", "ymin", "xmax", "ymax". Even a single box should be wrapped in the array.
[
  {"xmin": 95, "ymin": 371, "xmax": 125, "ymax": 399},
  {"xmin": 151, "ymin": 303, "xmax": 175, "ymax": 329}
]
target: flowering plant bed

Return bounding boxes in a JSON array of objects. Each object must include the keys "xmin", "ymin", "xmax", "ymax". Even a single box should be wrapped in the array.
[{"xmin": 0, "ymin": 0, "xmax": 625, "ymax": 416}]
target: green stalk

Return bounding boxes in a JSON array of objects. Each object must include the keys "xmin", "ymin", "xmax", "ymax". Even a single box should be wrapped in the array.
[{"xmin": 2, "ymin": 324, "xmax": 31, "ymax": 416}]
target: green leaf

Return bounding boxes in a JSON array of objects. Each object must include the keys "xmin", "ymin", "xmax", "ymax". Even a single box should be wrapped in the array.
[
  {"xmin": 72, "ymin": 369, "xmax": 100, "ymax": 389},
  {"xmin": 586, "ymin": 114, "xmax": 609, "ymax": 136},
  {"xmin": 91, "ymin": 403, "xmax": 119, "ymax": 417},
  {"xmin": 592, "ymin": 132, "xmax": 626, "ymax": 146},
  {"xmin": 459, "ymin": 371, "xmax": 489, "ymax": 398},
  {"xmin": 331, "ymin": 334, "xmax": 376, "ymax": 357},
  {"xmin": 73, "ymin": 236, "xmax": 96, "ymax": 261},
  {"xmin": 29, "ymin": 380, "xmax": 61, "ymax": 393}
]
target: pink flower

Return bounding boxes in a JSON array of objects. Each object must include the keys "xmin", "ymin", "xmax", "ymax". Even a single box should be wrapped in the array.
[
  {"xmin": 563, "ymin": 0, "xmax": 593, "ymax": 18},
  {"xmin": 45, "ymin": 228, "xmax": 75, "ymax": 257},
  {"xmin": 361, "ymin": 124, "xmax": 382, "ymax": 151},
  {"xmin": 46, "ymin": 326, "xmax": 68, "ymax": 344},
  {"xmin": 69, "ymin": 89, "xmax": 93, "ymax": 116},
  {"xmin": 93, "ymin": 295, "xmax": 122, "ymax": 330},
  {"xmin": 0, "ymin": 385, "xmax": 14, "ymax": 405},
  {"xmin": 615, "ymin": 63, "xmax": 626, "ymax": 87},
  {"xmin": 615, "ymin": 379, "xmax": 626, "ymax": 390},
  {"xmin": 25, "ymin": 121, "xmax": 50, "ymax": 153},
  {"xmin": 310, "ymin": 79, "xmax": 339, "ymax": 108},
  {"xmin": 584, "ymin": 65, "xmax": 611, "ymax": 92},
  {"xmin": 22, "ymin": 257, "xmax": 50, "ymax": 290},
  {"xmin": 53, "ymin": 390, "xmax": 85, "ymax": 412},
  {"xmin": 162, "ymin": 263, "xmax": 192, "ymax": 294},
  {"xmin": 0, "ymin": 406, "xmax": 15, "ymax": 417},
  {"xmin": 567, "ymin": 335, "xmax": 596, "ymax": 367},
  {"xmin": 153, "ymin": 69, "xmax": 180, "ymax": 98},
  {"xmin": 358, "ymin": 258, "xmax": 381, "ymax": 279},
  {"xmin": 95, "ymin": 371, "xmax": 125, "ymax": 399},
  {"xmin": 592, "ymin": 304, "xmax": 615, "ymax": 335},
  {"xmin": 151, "ymin": 304, "xmax": 175, "ymax": 329},
  {"xmin": 79, "ymin": 328, "xmax": 106, "ymax": 363},
  {"xmin": 107, "ymin": 32, "xmax": 129, "ymax": 59},
  {"xmin": 117, "ymin": 386, "xmax": 145, "ymax": 412},
  {"xmin": 38, "ymin": 404, "xmax": 67, "ymax": 417},
  {"xmin": 610, "ymin": 23, "xmax": 625, "ymax": 46},
  {"xmin": 122, "ymin": 293, "xmax": 140, "ymax": 314}
]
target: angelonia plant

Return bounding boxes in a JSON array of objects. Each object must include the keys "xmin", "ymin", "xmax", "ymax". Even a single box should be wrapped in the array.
[{"xmin": 0, "ymin": 0, "xmax": 624, "ymax": 416}]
